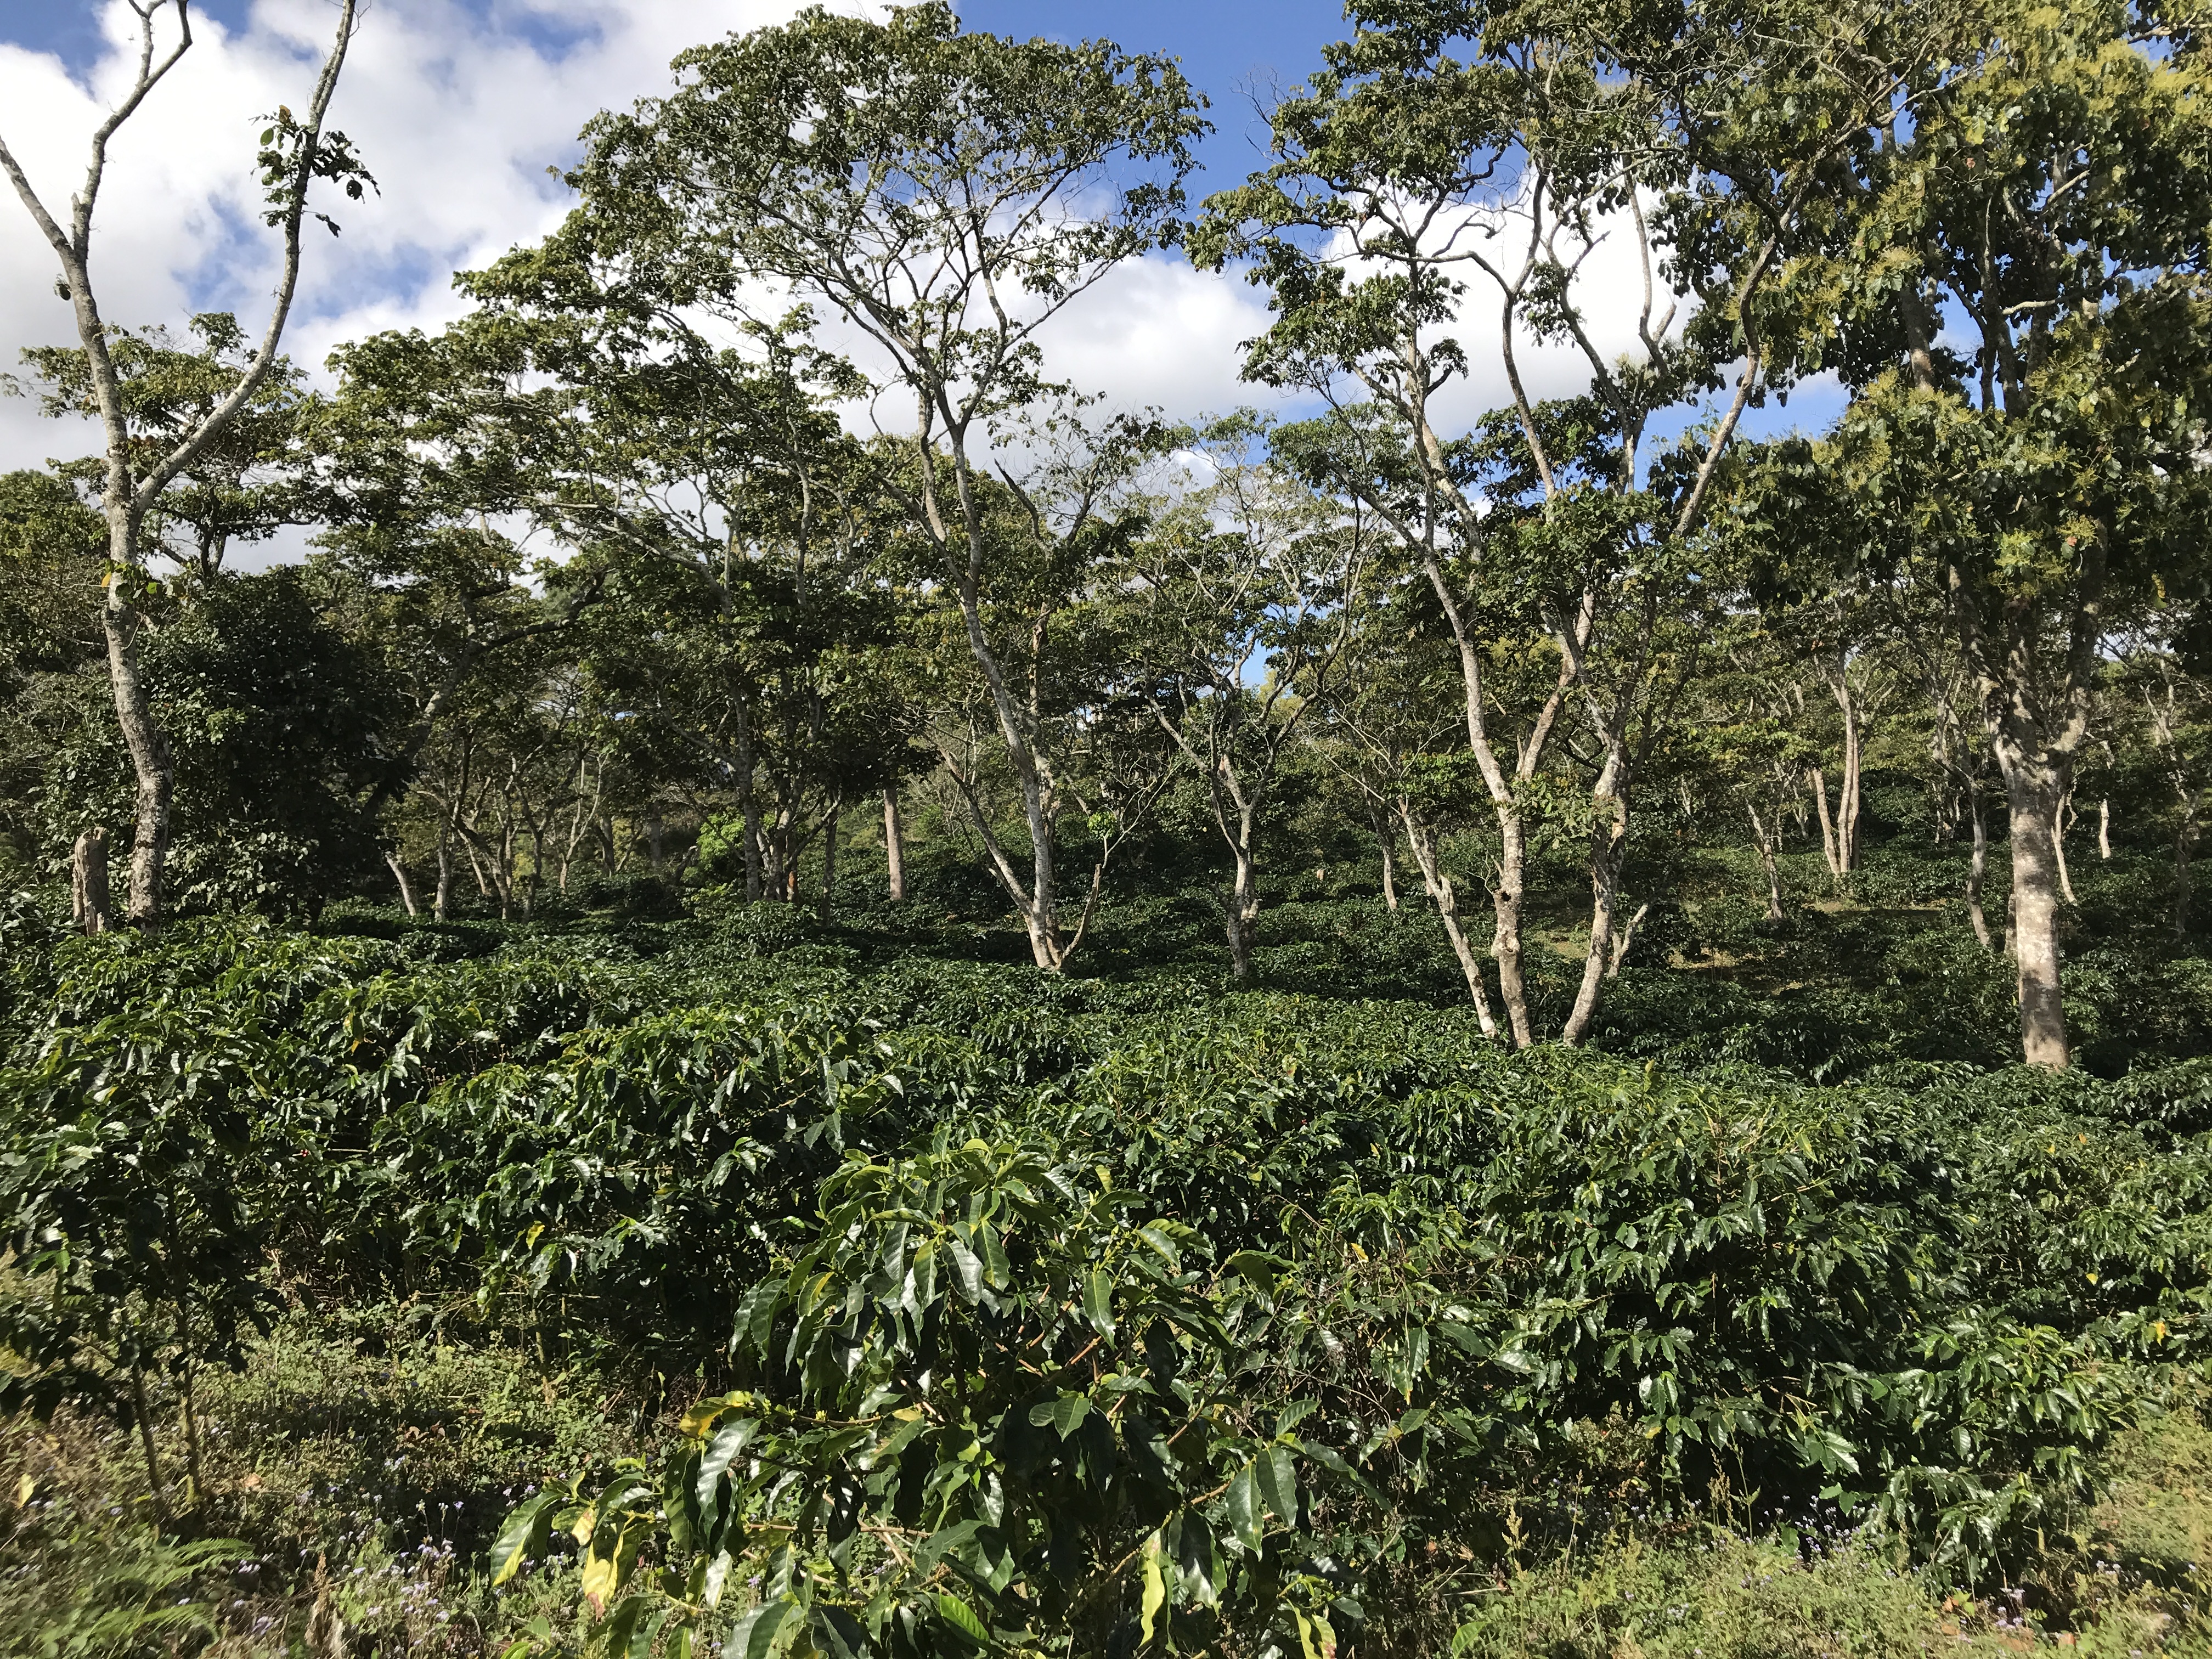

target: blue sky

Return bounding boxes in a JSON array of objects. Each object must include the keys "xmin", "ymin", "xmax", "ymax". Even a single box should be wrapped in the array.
[{"xmin": 958, "ymin": 1, "xmax": 1353, "ymax": 191}]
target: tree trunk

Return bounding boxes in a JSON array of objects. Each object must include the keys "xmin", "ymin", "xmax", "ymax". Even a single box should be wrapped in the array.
[
  {"xmin": 177, "ymin": 1342, "xmax": 204, "ymax": 1509},
  {"xmin": 1224, "ymin": 843, "xmax": 1259, "ymax": 982},
  {"xmin": 1397, "ymin": 806, "xmax": 1498, "ymax": 1036},
  {"xmin": 104, "ymin": 594, "xmax": 173, "ymax": 929},
  {"xmin": 2054, "ymin": 788, "xmax": 2077, "ymax": 906},
  {"xmin": 1966, "ymin": 787, "xmax": 1992, "ymax": 952},
  {"xmin": 1809, "ymin": 766, "xmax": 1841, "ymax": 880},
  {"xmin": 1997, "ymin": 752, "xmax": 2070, "ymax": 1069},
  {"xmin": 1608, "ymin": 901, "xmax": 1650, "ymax": 978},
  {"xmin": 1747, "ymin": 805, "xmax": 1784, "ymax": 921},
  {"xmin": 1370, "ymin": 803, "xmax": 1398, "ymax": 912},
  {"xmin": 433, "ymin": 820, "xmax": 454, "ymax": 922},
  {"xmin": 883, "ymin": 788, "xmax": 906, "ymax": 902},
  {"xmin": 1836, "ymin": 687, "xmax": 1862, "ymax": 872},
  {"xmin": 2099, "ymin": 797, "xmax": 2111, "ymax": 860},
  {"xmin": 1491, "ymin": 806, "xmax": 1535, "ymax": 1046},
  {"xmin": 385, "ymin": 853, "xmax": 419, "ymax": 917},
  {"xmin": 820, "ymin": 797, "xmax": 839, "ymax": 917},
  {"xmin": 129, "ymin": 1359, "xmax": 167, "ymax": 1527},
  {"xmin": 1561, "ymin": 758, "xmax": 1631, "ymax": 1048},
  {"xmin": 72, "ymin": 827, "xmax": 111, "ymax": 935},
  {"xmin": 736, "ymin": 691, "xmax": 763, "ymax": 903}
]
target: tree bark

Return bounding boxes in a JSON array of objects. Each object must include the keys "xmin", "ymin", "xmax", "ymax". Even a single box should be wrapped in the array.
[
  {"xmin": 883, "ymin": 787, "xmax": 906, "ymax": 901},
  {"xmin": 1398, "ymin": 805, "xmax": 1498, "ymax": 1036},
  {"xmin": 129, "ymin": 1359, "xmax": 167, "ymax": 1527},
  {"xmin": 1828, "ymin": 670, "xmax": 1862, "ymax": 873},
  {"xmin": 1224, "ymin": 838, "xmax": 1259, "ymax": 981},
  {"xmin": 105, "ymin": 600, "xmax": 174, "ymax": 928},
  {"xmin": 1560, "ymin": 767, "xmax": 1630, "ymax": 1047},
  {"xmin": 433, "ymin": 817, "xmax": 454, "ymax": 922},
  {"xmin": 72, "ymin": 827, "xmax": 111, "ymax": 935},
  {"xmin": 1809, "ymin": 766, "xmax": 1841, "ymax": 880},
  {"xmin": 2054, "ymin": 788, "xmax": 2077, "ymax": 906},
  {"xmin": 2099, "ymin": 797, "xmax": 2111, "ymax": 860},
  {"xmin": 1747, "ymin": 804, "xmax": 1784, "ymax": 921},
  {"xmin": 736, "ymin": 689, "xmax": 763, "ymax": 903},
  {"xmin": 1966, "ymin": 786, "xmax": 1993, "ymax": 952},
  {"xmin": 820, "ymin": 796, "xmax": 839, "ymax": 917},
  {"xmin": 1370, "ymin": 802, "xmax": 1398, "ymax": 912},
  {"xmin": 1999, "ymin": 753, "xmax": 2070, "ymax": 1069},
  {"xmin": 1608, "ymin": 901, "xmax": 1650, "ymax": 978},
  {"xmin": 385, "ymin": 853, "xmax": 418, "ymax": 917},
  {"xmin": 1491, "ymin": 806, "xmax": 1534, "ymax": 1043}
]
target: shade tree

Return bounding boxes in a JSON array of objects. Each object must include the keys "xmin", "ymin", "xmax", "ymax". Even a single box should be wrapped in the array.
[{"xmin": 0, "ymin": 0, "xmax": 371, "ymax": 927}]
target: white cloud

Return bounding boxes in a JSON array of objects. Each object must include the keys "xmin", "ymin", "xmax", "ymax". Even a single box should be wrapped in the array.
[
  {"xmin": 0, "ymin": 2, "xmax": 1685, "ymax": 534},
  {"xmin": 0, "ymin": 0, "xmax": 832, "ymax": 482}
]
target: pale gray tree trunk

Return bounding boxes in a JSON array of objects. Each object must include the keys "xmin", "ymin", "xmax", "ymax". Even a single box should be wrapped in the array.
[
  {"xmin": 883, "ymin": 787, "xmax": 906, "ymax": 901},
  {"xmin": 1747, "ymin": 804, "xmax": 1785, "ymax": 921},
  {"xmin": 2055, "ymin": 788, "xmax": 2078, "ymax": 905},
  {"xmin": 1966, "ymin": 787, "xmax": 1993, "ymax": 952},
  {"xmin": 72, "ymin": 828, "xmax": 111, "ymax": 935},
  {"xmin": 1398, "ymin": 806, "xmax": 1498, "ymax": 1036},
  {"xmin": 1369, "ymin": 800, "xmax": 1398, "ymax": 912},
  {"xmin": 1223, "ymin": 814, "xmax": 1261, "ymax": 982},
  {"xmin": 1561, "ymin": 744, "xmax": 1632, "ymax": 1048},
  {"xmin": 1998, "ymin": 752, "xmax": 2070, "ymax": 1068},
  {"xmin": 1809, "ymin": 766, "xmax": 1842, "ymax": 881},
  {"xmin": 385, "ymin": 853, "xmax": 419, "ymax": 917}
]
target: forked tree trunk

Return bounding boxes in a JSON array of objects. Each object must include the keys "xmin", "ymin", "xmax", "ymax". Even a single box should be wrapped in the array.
[
  {"xmin": 1398, "ymin": 806, "xmax": 1498, "ymax": 1037},
  {"xmin": 1560, "ymin": 776, "xmax": 1630, "ymax": 1048},
  {"xmin": 883, "ymin": 788, "xmax": 906, "ymax": 902},
  {"xmin": 1608, "ymin": 902, "xmax": 1651, "ymax": 979},
  {"xmin": 72, "ymin": 827, "xmax": 111, "ymax": 935}
]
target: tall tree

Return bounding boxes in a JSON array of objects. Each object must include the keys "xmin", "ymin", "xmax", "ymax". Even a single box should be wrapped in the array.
[
  {"xmin": 1126, "ymin": 415, "xmax": 1367, "ymax": 979},
  {"xmin": 562, "ymin": 2, "xmax": 1205, "ymax": 968},
  {"xmin": 1198, "ymin": 0, "xmax": 1929, "ymax": 1040},
  {"xmin": 1713, "ymin": 0, "xmax": 2212, "ymax": 1065},
  {"xmin": 0, "ymin": 0, "xmax": 370, "ymax": 927}
]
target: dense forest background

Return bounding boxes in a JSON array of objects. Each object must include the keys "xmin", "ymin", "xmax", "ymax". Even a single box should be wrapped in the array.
[{"xmin": 7, "ymin": 0, "xmax": 2212, "ymax": 1655}]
